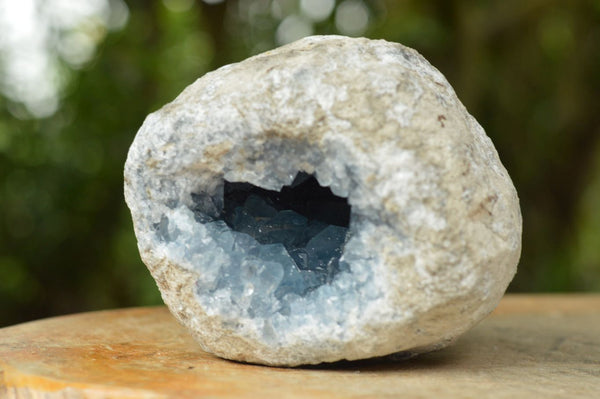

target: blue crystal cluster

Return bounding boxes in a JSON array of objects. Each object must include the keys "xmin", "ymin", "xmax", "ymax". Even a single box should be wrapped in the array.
[
  {"xmin": 224, "ymin": 193, "xmax": 349, "ymax": 297},
  {"xmin": 216, "ymin": 172, "xmax": 351, "ymax": 298},
  {"xmin": 157, "ymin": 173, "xmax": 354, "ymax": 319}
]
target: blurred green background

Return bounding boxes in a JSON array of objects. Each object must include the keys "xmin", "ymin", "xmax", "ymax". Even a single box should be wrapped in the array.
[{"xmin": 1, "ymin": 0, "xmax": 599, "ymax": 327}]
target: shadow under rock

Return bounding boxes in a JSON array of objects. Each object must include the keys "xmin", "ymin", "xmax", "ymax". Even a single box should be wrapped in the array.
[{"xmin": 295, "ymin": 312, "xmax": 600, "ymax": 374}]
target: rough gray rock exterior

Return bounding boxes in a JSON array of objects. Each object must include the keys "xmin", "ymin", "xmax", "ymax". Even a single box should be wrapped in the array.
[{"xmin": 124, "ymin": 35, "xmax": 522, "ymax": 366}]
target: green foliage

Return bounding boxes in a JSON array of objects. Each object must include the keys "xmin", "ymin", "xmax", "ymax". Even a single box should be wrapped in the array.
[{"xmin": 1, "ymin": 0, "xmax": 599, "ymax": 327}]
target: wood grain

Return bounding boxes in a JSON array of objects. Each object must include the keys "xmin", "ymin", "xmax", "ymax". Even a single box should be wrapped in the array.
[{"xmin": 1, "ymin": 294, "xmax": 599, "ymax": 398}]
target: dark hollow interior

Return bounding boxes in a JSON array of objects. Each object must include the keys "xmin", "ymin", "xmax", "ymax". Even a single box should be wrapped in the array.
[
  {"xmin": 216, "ymin": 172, "xmax": 352, "ymax": 286},
  {"xmin": 221, "ymin": 172, "xmax": 351, "ymax": 229}
]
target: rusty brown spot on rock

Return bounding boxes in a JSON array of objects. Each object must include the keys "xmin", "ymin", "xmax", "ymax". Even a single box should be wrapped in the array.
[
  {"xmin": 470, "ymin": 194, "xmax": 498, "ymax": 219},
  {"xmin": 437, "ymin": 115, "xmax": 446, "ymax": 128}
]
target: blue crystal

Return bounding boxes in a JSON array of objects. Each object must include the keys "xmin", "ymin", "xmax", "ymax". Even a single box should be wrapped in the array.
[
  {"xmin": 191, "ymin": 191, "xmax": 222, "ymax": 221},
  {"xmin": 215, "ymin": 174, "xmax": 350, "ymax": 299},
  {"xmin": 227, "ymin": 205, "xmax": 348, "ymax": 285},
  {"xmin": 243, "ymin": 194, "xmax": 278, "ymax": 218},
  {"xmin": 187, "ymin": 172, "xmax": 352, "ymax": 317}
]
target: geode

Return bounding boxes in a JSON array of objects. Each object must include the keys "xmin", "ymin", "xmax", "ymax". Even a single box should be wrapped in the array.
[{"xmin": 124, "ymin": 35, "xmax": 522, "ymax": 366}]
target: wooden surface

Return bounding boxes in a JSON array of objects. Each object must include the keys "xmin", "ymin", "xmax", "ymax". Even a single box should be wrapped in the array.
[{"xmin": 0, "ymin": 294, "xmax": 599, "ymax": 399}]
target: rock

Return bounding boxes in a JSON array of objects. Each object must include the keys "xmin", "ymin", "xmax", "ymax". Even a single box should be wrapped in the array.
[{"xmin": 124, "ymin": 35, "xmax": 522, "ymax": 366}]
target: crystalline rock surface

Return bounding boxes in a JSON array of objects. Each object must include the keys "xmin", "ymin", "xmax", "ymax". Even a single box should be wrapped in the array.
[{"xmin": 124, "ymin": 36, "xmax": 522, "ymax": 366}]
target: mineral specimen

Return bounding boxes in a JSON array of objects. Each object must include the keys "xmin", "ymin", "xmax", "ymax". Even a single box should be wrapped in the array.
[{"xmin": 124, "ymin": 35, "xmax": 522, "ymax": 366}]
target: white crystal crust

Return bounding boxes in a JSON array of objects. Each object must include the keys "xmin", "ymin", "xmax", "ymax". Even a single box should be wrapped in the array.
[{"xmin": 124, "ymin": 35, "xmax": 522, "ymax": 366}]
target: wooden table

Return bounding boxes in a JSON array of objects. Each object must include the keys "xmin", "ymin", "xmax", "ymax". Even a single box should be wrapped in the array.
[{"xmin": 1, "ymin": 294, "xmax": 599, "ymax": 398}]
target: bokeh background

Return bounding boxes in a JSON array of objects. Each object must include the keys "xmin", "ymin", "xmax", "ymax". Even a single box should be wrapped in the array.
[{"xmin": 1, "ymin": 0, "xmax": 599, "ymax": 327}]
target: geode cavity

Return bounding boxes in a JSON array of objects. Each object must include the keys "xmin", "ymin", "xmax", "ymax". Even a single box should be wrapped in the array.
[{"xmin": 124, "ymin": 35, "xmax": 522, "ymax": 366}]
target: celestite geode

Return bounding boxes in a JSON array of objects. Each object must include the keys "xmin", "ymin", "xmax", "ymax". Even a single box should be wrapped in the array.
[{"xmin": 124, "ymin": 36, "xmax": 522, "ymax": 366}]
